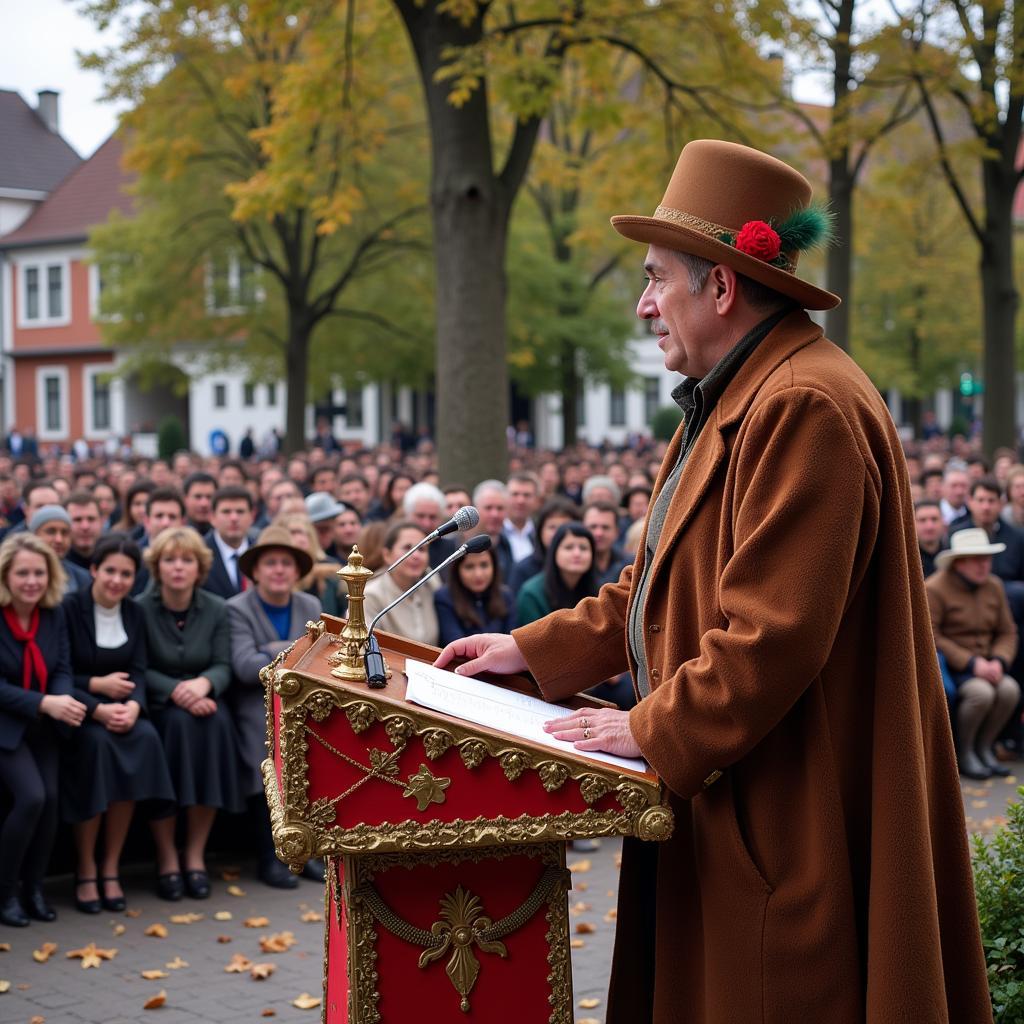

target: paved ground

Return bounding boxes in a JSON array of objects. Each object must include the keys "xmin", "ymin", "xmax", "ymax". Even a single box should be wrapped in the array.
[{"xmin": 0, "ymin": 773, "xmax": 1017, "ymax": 1024}]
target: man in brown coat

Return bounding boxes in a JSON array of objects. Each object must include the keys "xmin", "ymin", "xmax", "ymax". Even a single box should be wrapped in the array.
[{"xmin": 437, "ymin": 141, "xmax": 990, "ymax": 1022}]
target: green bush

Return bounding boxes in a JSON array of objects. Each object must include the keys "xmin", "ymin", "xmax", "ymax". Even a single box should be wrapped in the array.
[
  {"xmin": 650, "ymin": 404, "xmax": 683, "ymax": 442},
  {"xmin": 973, "ymin": 789, "xmax": 1024, "ymax": 1021},
  {"xmin": 157, "ymin": 415, "xmax": 187, "ymax": 461}
]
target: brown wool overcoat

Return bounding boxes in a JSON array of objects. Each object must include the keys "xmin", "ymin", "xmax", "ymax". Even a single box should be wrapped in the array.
[{"xmin": 514, "ymin": 311, "xmax": 992, "ymax": 1024}]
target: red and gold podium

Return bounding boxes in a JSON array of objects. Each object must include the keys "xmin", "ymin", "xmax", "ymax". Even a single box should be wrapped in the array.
[{"xmin": 262, "ymin": 596, "xmax": 673, "ymax": 1023}]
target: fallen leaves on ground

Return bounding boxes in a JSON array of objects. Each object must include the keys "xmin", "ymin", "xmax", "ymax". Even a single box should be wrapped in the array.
[
  {"xmin": 225, "ymin": 954, "xmax": 253, "ymax": 974},
  {"xmin": 0, "ymin": 979, "xmax": 10, "ymax": 993},
  {"xmin": 244, "ymin": 916, "xmax": 270, "ymax": 928},
  {"xmin": 261, "ymin": 1010, "xmax": 276, "ymax": 1017},
  {"xmin": 32, "ymin": 943, "xmax": 58, "ymax": 963},
  {"xmin": 579, "ymin": 997, "xmax": 601, "ymax": 1008},
  {"xmin": 575, "ymin": 922, "xmax": 597, "ymax": 934},
  {"xmin": 227, "ymin": 885, "xmax": 246, "ymax": 897},
  {"xmin": 570, "ymin": 901, "xmax": 591, "ymax": 915},
  {"xmin": 603, "ymin": 908, "xmax": 618, "ymax": 923},
  {"xmin": 250, "ymin": 962, "xmax": 276, "ymax": 980},
  {"xmin": 169, "ymin": 913, "xmax": 203, "ymax": 925},
  {"xmin": 144, "ymin": 924, "xmax": 168, "ymax": 939},
  {"xmin": 214, "ymin": 911, "xmax": 232, "ymax": 921},
  {"xmin": 575, "ymin": 881, "xmax": 589, "ymax": 892},
  {"xmin": 165, "ymin": 957, "xmax": 188, "ymax": 970},
  {"xmin": 143, "ymin": 990, "xmax": 166, "ymax": 1010},
  {"xmin": 578, "ymin": 1018, "xmax": 600, "ymax": 1024},
  {"xmin": 217, "ymin": 935, "xmax": 233, "ymax": 944},
  {"xmin": 568, "ymin": 860, "xmax": 591, "ymax": 873},
  {"xmin": 221, "ymin": 867, "xmax": 241, "ymax": 881},
  {"xmin": 125, "ymin": 909, "xmax": 142, "ymax": 918},
  {"xmin": 972, "ymin": 800, "xmax": 989, "ymax": 809},
  {"xmin": 141, "ymin": 970, "xmax": 169, "ymax": 980},
  {"xmin": 570, "ymin": 939, "xmax": 585, "ymax": 949},
  {"xmin": 299, "ymin": 910, "xmax": 323, "ymax": 923},
  {"xmin": 259, "ymin": 931, "xmax": 297, "ymax": 953},
  {"xmin": 0, "ymin": 943, "xmax": 9, "ymax": 952},
  {"xmin": 113, "ymin": 924, "xmax": 126, "ymax": 936},
  {"xmin": 292, "ymin": 993, "xmax": 322, "ymax": 1010},
  {"xmin": 614, "ymin": 852, "xmax": 622, "ymax": 868},
  {"xmin": 29, "ymin": 1016, "xmax": 45, "ymax": 1023},
  {"xmin": 67, "ymin": 943, "xmax": 118, "ymax": 969}
]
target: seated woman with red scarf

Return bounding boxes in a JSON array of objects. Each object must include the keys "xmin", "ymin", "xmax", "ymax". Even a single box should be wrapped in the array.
[{"xmin": 0, "ymin": 533, "xmax": 83, "ymax": 928}]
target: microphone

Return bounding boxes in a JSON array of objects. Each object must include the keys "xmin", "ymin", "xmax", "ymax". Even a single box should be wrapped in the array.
[
  {"xmin": 364, "ymin": 535, "xmax": 492, "ymax": 687},
  {"xmin": 385, "ymin": 505, "xmax": 479, "ymax": 576}
]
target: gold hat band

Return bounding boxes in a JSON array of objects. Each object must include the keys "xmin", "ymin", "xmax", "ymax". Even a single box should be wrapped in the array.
[{"xmin": 652, "ymin": 204, "xmax": 797, "ymax": 274}]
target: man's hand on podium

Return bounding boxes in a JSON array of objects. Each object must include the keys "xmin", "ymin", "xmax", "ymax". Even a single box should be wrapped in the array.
[
  {"xmin": 544, "ymin": 708, "xmax": 643, "ymax": 760},
  {"xmin": 434, "ymin": 633, "xmax": 529, "ymax": 678}
]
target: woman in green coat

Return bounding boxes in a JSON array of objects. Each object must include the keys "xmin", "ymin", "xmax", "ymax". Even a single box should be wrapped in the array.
[{"xmin": 136, "ymin": 527, "xmax": 242, "ymax": 902}]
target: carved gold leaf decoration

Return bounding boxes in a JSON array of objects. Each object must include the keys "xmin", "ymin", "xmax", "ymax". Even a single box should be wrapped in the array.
[
  {"xmin": 345, "ymin": 702, "xmax": 377, "ymax": 734},
  {"xmin": 417, "ymin": 886, "xmax": 507, "ymax": 1014},
  {"xmin": 537, "ymin": 761, "xmax": 570, "ymax": 792},
  {"xmin": 384, "ymin": 716, "xmax": 415, "ymax": 748},
  {"xmin": 458, "ymin": 740, "xmax": 488, "ymax": 770},
  {"xmin": 402, "ymin": 764, "xmax": 451, "ymax": 811},
  {"xmin": 499, "ymin": 750, "xmax": 530, "ymax": 782},
  {"xmin": 307, "ymin": 797, "xmax": 336, "ymax": 831},
  {"xmin": 616, "ymin": 784, "xmax": 648, "ymax": 814},
  {"xmin": 304, "ymin": 691, "xmax": 336, "ymax": 723},
  {"xmin": 368, "ymin": 748, "xmax": 401, "ymax": 778},
  {"xmin": 422, "ymin": 729, "xmax": 454, "ymax": 761},
  {"xmin": 579, "ymin": 774, "xmax": 611, "ymax": 805}
]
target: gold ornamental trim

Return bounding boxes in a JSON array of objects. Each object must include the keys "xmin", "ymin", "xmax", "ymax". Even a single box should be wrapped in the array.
[{"xmin": 339, "ymin": 843, "xmax": 572, "ymax": 1024}]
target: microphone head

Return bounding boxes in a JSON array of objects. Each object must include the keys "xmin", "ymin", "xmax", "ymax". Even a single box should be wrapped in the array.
[
  {"xmin": 453, "ymin": 505, "xmax": 480, "ymax": 531},
  {"xmin": 464, "ymin": 534, "xmax": 492, "ymax": 554}
]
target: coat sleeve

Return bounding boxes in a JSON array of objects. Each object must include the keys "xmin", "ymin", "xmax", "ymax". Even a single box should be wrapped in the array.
[
  {"xmin": 926, "ymin": 584, "xmax": 975, "ymax": 672},
  {"xmin": 203, "ymin": 604, "xmax": 233, "ymax": 697},
  {"xmin": 228, "ymin": 598, "xmax": 272, "ymax": 686},
  {"xmin": 991, "ymin": 583, "xmax": 1018, "ymax": 666},
  {"xmin": 45, "ymin": 606, "xmax": 74, "ymax": 699},
  {"xmin": 514, "ymin": 567, "xmax": 633, "ymax": 695},
  {"xmin": 628, "ymin": 387, "xmax": 879, "ymax": 799},
  {"xmin": 128, "ymin": 623, "xmax": 149, "ymax": 714},
  {"xmin": 434, "ymin": 589, "xmax": 465, "ymax": 647},
  {"xmin": 0, "ymin": 676, "xmax": 44, "ymax": 718}
]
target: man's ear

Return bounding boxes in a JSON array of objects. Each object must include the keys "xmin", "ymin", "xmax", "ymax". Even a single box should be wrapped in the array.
[{"xmin": 710, "ymin": 265, "xmax": 739, "ymax": 316}]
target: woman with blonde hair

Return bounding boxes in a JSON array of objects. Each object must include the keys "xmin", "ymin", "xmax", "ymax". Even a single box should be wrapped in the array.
[
  {"xmin": 0, "ymin": 533, "xmax": 82, "ymax": 927},
  {"xmin": 274, "ymin": 512, "xmax": 345, "ymax": 616},
  {"xmin": 136, "ymin": 527, "xmax": 241, "ymax": 902}
]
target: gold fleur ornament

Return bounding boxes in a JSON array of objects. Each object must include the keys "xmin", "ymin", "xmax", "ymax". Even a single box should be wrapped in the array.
[{"xmin": 403, "ymin": 764, "xmax": 451, "ymax": 811}]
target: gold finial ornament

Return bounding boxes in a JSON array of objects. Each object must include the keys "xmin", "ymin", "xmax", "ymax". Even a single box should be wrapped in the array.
[{"xmin": 328, "ymin": 546, "xmax": 389, "ymax": 682}]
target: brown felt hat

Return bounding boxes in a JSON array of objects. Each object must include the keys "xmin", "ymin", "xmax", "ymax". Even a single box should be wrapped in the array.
[
  {"xmin": 237, "ymin": 526, "xmax": 314, "ymax": 580},
  {"xmin": 611, "ymin": 139, "xmax": 841, "ymax": 311}
]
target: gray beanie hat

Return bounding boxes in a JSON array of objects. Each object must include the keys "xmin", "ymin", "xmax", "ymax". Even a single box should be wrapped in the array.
[{"xmin": 29, "ymin": 505, "xmax": 72, "ymax": 533}]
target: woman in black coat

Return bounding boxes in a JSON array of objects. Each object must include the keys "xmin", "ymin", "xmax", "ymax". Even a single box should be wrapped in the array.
[
  {"xmin": 62, "ymin": 534, "xmax": 175, "ymax": 914},
  {"xmin": 0, "ymin": 533, "xmax": 83, "ymax": 928}
]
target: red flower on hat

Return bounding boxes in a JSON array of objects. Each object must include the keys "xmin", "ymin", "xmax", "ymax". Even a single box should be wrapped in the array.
[{"xmin": 735, "ymin": 220, "xmax": 782, "ymax": 262}]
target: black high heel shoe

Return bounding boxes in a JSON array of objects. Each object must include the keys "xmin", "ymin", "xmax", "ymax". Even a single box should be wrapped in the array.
[
  {"xmin": 74, "ymin": 877, "xmax": 101, "ymax": 915},
  {"xmin": 100, "ymin": 876, "xmax": 126, "ymax": 913},
  {"xmin": 23, "ymin": 884, "xmax": 57, "ymax": 922}
]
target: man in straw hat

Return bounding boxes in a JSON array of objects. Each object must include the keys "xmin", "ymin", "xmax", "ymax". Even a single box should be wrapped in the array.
[
  {"xmin": 927, "ymin": 528, "xmax": 1020, "ymax": 782},
  {"xmin": 437, "ymin": 140, "xmax": 990, "ymax": 1021}
]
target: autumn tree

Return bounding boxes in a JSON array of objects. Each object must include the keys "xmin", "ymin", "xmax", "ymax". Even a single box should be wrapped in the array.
[
  {"xmin": 852, "ymin": 122, "xmax": 982, "ymax": 432},
  {"xmin": 392, "ymin": 0, "xmax": 768, "ymax": 485},
  {"xmin": 81, "ymin": 0, "xmax": 431, "ymax": 452},
  {"xmin": 895, "ymin": 0, "xmax": 1024, "ymax": 455}
]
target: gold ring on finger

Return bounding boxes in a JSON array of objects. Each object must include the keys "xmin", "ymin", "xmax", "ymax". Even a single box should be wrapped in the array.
[
  {"xmin": 583, "ymin": 727, "xmax": 591, "ymax": 740},
  {"xmin": 580, "ymin": 717, "xmax": 589, "ymax": 729}
]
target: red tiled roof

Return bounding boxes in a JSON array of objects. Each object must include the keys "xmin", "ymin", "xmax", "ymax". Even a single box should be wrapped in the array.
[
  {"xmin": 0, "ymin": 90, "xmax": 81, "ymax": 194},
  {"xmin": 0, "ymin": 133, "xmax": 134, "ymax": 248}
]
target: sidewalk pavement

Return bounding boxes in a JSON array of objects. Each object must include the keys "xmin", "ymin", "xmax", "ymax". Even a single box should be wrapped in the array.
[{"xmin": 0, "ymin": 774, "xmax": 1016, "ymax": 1024}]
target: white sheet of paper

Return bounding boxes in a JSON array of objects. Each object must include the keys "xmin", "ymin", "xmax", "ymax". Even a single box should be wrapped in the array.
[{"xmin": 404, "ymin": 659, "xmax": 649, "ymax": 774}]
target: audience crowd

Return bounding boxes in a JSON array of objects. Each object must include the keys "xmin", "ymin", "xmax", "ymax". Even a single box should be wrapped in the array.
[{"xmin": 0, "ymin": 429, "xmax": 656, "ymax": 928}]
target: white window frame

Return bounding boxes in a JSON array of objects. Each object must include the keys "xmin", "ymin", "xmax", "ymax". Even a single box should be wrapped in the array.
[
  {"xmin": 213, "ymin": 382, "xmax": 227, "ymax": 408},
  {"xmin": 18, "ymin": 257, "xmax": 71, "ymax": 328},
  {"xmin": 83, "ymin": 363, "xmax": 120, "ymax": 439},
  {"xmin": 204, "ymin": 253, "xmax": 263, "ymax": 316},
  {"xmin": 36, "ymin": 365, "xmax": 69, "ymax": 440}
]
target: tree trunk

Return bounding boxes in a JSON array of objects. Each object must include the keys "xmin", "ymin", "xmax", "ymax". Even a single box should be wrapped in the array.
[
  {"xmin": 396, "ymin": 3, "xmax": 510, "ymax": 487},
  {"xmin": 824, "ymin": 0, "xmax": 854, "ymax": 352},
  {"xmin": 559, "ymin": 341, "xmax": 579, "ymax": 448},
  {"xmin": 980, "ymin": 164, "xmax": 1019, "ymax": 456},
  {"xmin": 284, "ymin": 308, "xmax": 311, "ymax": 454}
]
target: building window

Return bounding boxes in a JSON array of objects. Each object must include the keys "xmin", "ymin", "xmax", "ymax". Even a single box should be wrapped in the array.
[
  {"xmin": 19, "ymin": 260, "xmax": 68, "ymax": 326},
  {"xmin": 643, "ymin": 376, "xmax": 660, "ymax": 425},
  {"xmin": 206, "ymin": 252, "xmax": 260, "ymax": 314},
  {"xmin": 609, "ymin": 387, "xmax": 626, "ymax": 427},
  {"xmin": 266, "ymin": 383, "xmax": 277, "ymax": 407},
  {"xmin": 346, "ymin": 387, "xmax": 364, "ymax": 428},
  {"xmin": 214, "ymin": 383, "xmax": 227, "ymax": 408},
  {"xmin": 25, "ymin": 267, "xmax": 39, "ymax": 320},
  {"xmin": 92, "ymin": 375, "xmax": 111, "ymax": 431},
  {"xmin": 35, "ymin": 366, "xmax": 68, "ymax": 440},
  {"xmin": 243, "ymin": 383, "xmax": 256, "ymax": 407}
]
